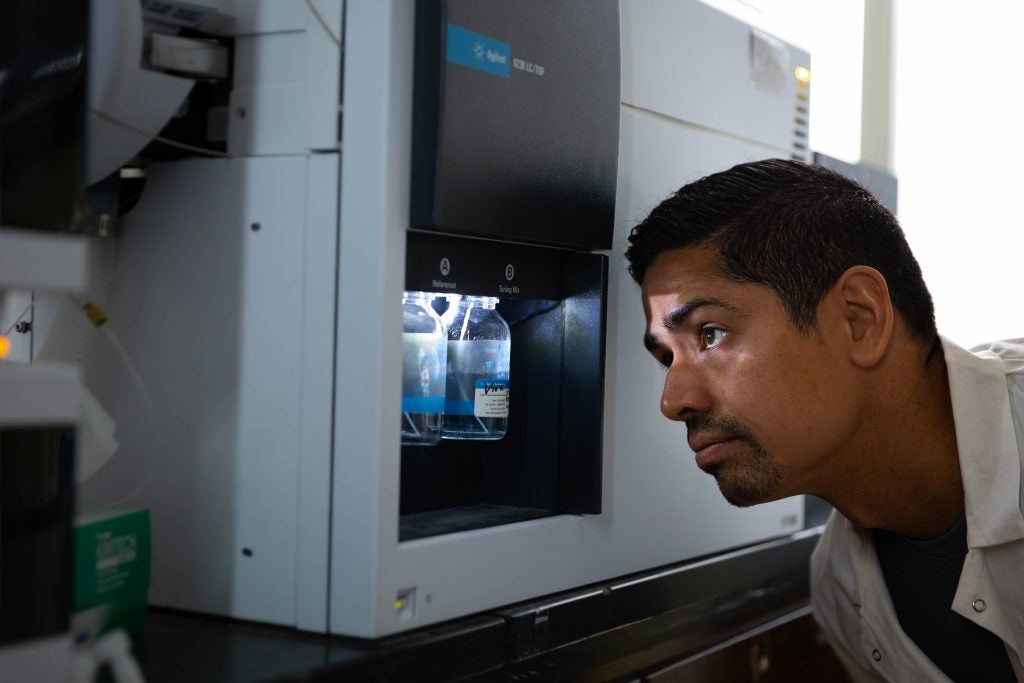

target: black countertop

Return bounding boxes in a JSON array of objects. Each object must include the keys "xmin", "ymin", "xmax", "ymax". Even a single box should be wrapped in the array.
[{"xmin": 135, "ymin": 529, "xmax": 824, "ymax": 682}]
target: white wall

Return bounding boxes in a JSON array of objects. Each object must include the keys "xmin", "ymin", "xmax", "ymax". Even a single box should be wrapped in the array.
[{"xmin": 893, "ymin": 2, "xmax": 1024, "ymax": 347}]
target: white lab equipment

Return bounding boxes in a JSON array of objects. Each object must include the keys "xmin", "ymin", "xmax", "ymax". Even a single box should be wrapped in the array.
[{"xmin": 75, "ymin": 0, "xmax": 812, "ymax": 639}]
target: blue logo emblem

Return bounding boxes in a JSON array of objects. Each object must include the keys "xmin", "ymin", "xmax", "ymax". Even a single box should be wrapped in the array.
[{"xmin": 446, "ymin": 23, "xmax": 510, "ymax": 79}]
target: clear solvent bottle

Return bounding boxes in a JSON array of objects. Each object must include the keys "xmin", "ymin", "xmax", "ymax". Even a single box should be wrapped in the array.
[
  {"xmin": 401, "ymin": 291, "xmax": 447, "ymax": 446},
  {"xmin": 443, "ymin": 295, "xmax": 510, "ymax": 440}
]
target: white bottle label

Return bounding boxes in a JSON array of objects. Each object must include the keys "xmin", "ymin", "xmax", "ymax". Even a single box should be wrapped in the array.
[{"xmin": 474, "ymin": 379, "xmax": 509, "ymax": 418}]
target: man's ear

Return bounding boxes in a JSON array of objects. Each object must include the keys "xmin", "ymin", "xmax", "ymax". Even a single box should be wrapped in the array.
[{"xmin": 834, "ymin": 266, "xmax": 894, "ymax": 368}]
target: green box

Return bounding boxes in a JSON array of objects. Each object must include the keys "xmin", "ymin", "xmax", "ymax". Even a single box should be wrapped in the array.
[{"xmin": 72, "ymin": 508, "xmax": 150, "ymax": 642}]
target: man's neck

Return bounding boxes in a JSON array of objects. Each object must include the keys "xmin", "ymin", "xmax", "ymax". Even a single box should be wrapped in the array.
[{"xmin": 820, "ymin": 344, "xmax": 964, "ymax": 539}]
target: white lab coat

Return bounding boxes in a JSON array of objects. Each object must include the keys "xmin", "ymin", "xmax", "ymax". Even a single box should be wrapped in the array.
[{"xmin": 810, "ymin": 337, "xmax": 1024, "ymax": 682}]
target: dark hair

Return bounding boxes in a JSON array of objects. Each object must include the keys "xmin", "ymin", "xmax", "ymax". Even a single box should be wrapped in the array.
[{"xmin": 625, "ymin": 159, "xmax": 938, "ymax": 343}]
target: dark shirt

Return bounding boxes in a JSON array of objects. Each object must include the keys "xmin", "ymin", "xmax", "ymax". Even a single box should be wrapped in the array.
[{"xmin": 874, "ymin": 515, "xmax": 1016, "ymax": 682}]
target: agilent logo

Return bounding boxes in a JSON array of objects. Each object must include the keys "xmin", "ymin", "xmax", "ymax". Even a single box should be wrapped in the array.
[{"xmin": 446, "ymin": 24, "xmax": 511, "ymax": 79}]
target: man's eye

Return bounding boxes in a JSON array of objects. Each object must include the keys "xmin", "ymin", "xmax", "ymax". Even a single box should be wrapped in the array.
[{"xmin": 700, "ymin": 326, "xmax": 727, "ymax": 350}]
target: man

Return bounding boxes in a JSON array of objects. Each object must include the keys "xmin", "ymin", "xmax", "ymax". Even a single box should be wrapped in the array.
[{"xmin": 625, "ymin": 159, "xmax": 1024, "ymax": 682}]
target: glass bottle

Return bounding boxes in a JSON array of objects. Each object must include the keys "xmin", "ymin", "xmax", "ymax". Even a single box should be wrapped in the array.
[
  {"xmin": 443, "ymin": 295, "xmax": 511, "ymax": 440},
  {"xmin": 401, "ymin": 291, "xmax": 447, "ymax": 446}
]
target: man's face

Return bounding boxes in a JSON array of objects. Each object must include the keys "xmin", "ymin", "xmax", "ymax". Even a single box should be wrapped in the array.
[{"xmin": 641, "ymin": 245, "xmax": 859, "ymax": 506}]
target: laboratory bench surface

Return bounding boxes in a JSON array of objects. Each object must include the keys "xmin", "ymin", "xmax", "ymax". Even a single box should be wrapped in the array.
[{"xmin": 133, "ymin": 528, "xmax": 850, "ymax": 682}]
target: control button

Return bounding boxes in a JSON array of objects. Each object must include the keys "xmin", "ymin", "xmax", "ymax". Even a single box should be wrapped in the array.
[
  {"xmin": 973, "ymin": 598, "xmax": 987, "ymax": 613},
  {"xmin": 872, "ymin": 649, "xmax": 882, "ymax": 662},
  {"xmin": 395, "ymin": 587, "xmax": 416, "ymax": 622}
]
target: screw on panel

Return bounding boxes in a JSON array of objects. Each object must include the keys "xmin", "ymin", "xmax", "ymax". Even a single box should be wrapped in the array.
[
  {"xmin": 251, "ymin": 223, "xmax": 261, "ymax": 232},
  {"xmin": 14, "ymin": 321, "xmax": 31, "ymax": 334},
  {"xmin": 242, "ymin": 548, "xmax": 253, "ymax": 557}
]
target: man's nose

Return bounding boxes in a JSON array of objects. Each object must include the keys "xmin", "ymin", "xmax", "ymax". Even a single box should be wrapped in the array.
[{"xmin": 660, "ymin": 362, "xmax": 712, "ymax": 422}]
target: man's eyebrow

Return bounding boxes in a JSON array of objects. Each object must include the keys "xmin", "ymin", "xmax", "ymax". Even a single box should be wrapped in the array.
[
  {"xmin": 643, "ymin": 298, "xmax": 738, "ymax": 353},
  {"xmin": 662, "ymin": 298, "xmax": 737, "ymax": 332}
]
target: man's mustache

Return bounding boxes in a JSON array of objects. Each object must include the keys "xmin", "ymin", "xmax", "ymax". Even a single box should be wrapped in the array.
[{"xmin": 685, "ymin": 414, "xmax": 756, "ymax": 446}]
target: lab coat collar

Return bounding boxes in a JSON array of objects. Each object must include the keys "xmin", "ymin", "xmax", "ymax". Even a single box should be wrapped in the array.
[{"xmin": 941, "ymin": 336, "xmax": 1024, "ymax": 548}]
